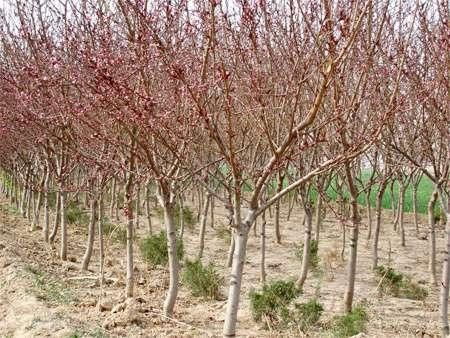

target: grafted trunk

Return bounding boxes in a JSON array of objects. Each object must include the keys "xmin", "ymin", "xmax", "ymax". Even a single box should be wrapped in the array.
[
  {"xmin": 372, "ymin": 181, "xmax": 387, "ymax": 269},
  {"xmin": 81, "ymin": 197, "xmax": 98, "ymax": 271},
  {"xmin": 60, "ymin": 190, "xmax": 68, "ymax": 261},
  {"xmin": 162, "ymin": 201, "xmax": 180, "ymax": 317},
  {"xmin": 297, "ymin": 206, "xmax": 313, "ymax": 290},
  {"xmin": 428, "ymin": 190, "xmax": 438, "ymax": 285},
  {"xmin": 198, "ymin": 193, "xmax": 211, "ymax": 259}
]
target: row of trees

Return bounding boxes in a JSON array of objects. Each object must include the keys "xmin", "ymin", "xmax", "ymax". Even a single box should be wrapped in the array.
[{"xmin": 0, "ymin": 0, "xmax": 448, "ymax": 336}]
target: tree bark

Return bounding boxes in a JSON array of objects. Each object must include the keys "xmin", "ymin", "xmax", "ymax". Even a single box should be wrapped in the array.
[
  {"xmin": 98, "ymin": 193, "xmax": 105, "ymax": 283},
  {"xmin": 398, "ymin": 184, "xmax": 406, "ymax": 246},
  {"xmin": 198, "ymin": 193, "xmax": 211, "ymax": 259},
  {"xmin": 372, "ymin": 181, "xmax": 387, "ymax": 269},
  {"xmin": 440, "ymin": 194, "xmax": 450, "ymax": 337},
  {"xmin": 274, "ymin": 172, "xmax": 283, "ymax": 244},
  {"xmin": 260, "ymin": 211, "xmax": 266, "ymax": 284},
  {"xmin": 145, "ymin": 182, "xmax": 152, "ymax": 235},
  {"xmin": 412, "ymin": 185, "xmax": 419, "ymax": 235},
  {"xmin": 365, "ymin": 192, "xmax": 372, "ymax": 240},
  {"xmin": 297, "ymin": 206, "xmax": 313, "ymax": 290},
  {"xmin": 49, "ymin": 190, "xmax": 61, "ymax": 244},
  {"xmin": 81, "ymin": 197, "xmax": 98, "ymax": 271},
  {"xmin": 314, "ymin": 192, "xmax": 323, "ymax": 242},
  {"xmin": 428, "ymin": 189, "xmax": 438, "ymax": 285},
  {"xmin": 60, "ymin": 190, "xmax": 68, "ymax": 261}
]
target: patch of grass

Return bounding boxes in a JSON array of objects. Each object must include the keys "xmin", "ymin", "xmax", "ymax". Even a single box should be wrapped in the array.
[
  {"xmin": 140, "ymin": 231, "xmax": 184, "ymax": 267},
  {"xmin": 330, "ymin": 304, "xmax": 368, "ymax": 338},
  {"xmin": 288, "ymin": 299, "xmax": 324, "ymax": 332},
  {"xmin": 215, "ymin": 225, "xmax": 231, "ymax": 244},
  {"xmin": 66, "ymin": 201, "xmax": 89, "ymax": 225},
  {"xmin": 182, "ymin": 259, "xmax": 222, "ymax": 300},
  {"xmin": 294, "ymin": 239, "xmax": 320, "ymax": 270},
  {"xmin": 375, "ymin": 265, "xmax": 427, "ymax": 300},
  {"xmin": 249, "ymin": 279, "xmax": 301, "ymax": 328},
  {"xmin": 24, "ymin": 265, "xmax": 73, "ymax": 305},
  {"xmin": 102, "ymin": 222, "xmax": 128, "ymax": 245}
]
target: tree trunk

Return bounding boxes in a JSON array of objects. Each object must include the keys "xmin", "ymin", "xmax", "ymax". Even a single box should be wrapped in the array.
[
  {"xmin": 440, "ymin": 196, "xmax": 450, "ymax": 337},
  {"xmin": 98, "ymin": 193, "xmax": 105, "ymax": 283},
  {"xmin": 297, "ymin": 206, "xmax": 313, "ymax": 290},
  {"xmin": 428, "ymin": 190, "xmax": 438, "ymax": 285},
  {"xmin": 365, "ymin": 192, "xmax": 372, "ymax": 240},
  {"xmin": 135, "ymin": 184, "xmax": 140, "ymax": 229},
  {"xmin": 343, "ymin": 163, "xmax": 360, "ymax": 313},
  {"xmin": 125, "ymin": 167, "xmax": 135, "ymax": 298},
  {"xmin": 60, "ymin": 190, "xmax": 68, "ymax": 261},
  {"xmin": 145, "ymin": 183, "xmax": 152, "ymax": 235},
  {"xmin": 110, "ymin": 177, "xmax": 116, "ymax": 219},
  {"xmin": 223, "ymin": 216, "xmax": 253, "ymax": 337},
  {"xmin": 260, "ymin": 211, "xmax": 266, "ymax": 284},
  {"xmin": 314, "ymin": 192, "xmax": 323, "ymax": 242},
  {"xmin": 162, "ymin": 201, "xmax": 180, "ymax": 317},
  {"xmin": 210, "ymin": 195, "xmax": 215, "ymax": 228},
  {"xmin": 49, "ymin": 190, "xmax": 61, "ymax": 244},
  {"xmin": 178, "ymin": 194, "xmax": 184, "ymax": 239},
  {"xmin": 399, "ymin": 184, "xmax": 406, "ymax": 246},
  {"xmin": 81, "ymin": 197, "xmax": 98, "ymax": 271},
  {"xmin": 43, "ymin": 168, "xmax": 50, "ymax": 242},
  {"xmin": 413, "ymin": 185, "xmax": 419, "ymax": 235},
  {"xmin": 372, "ymin": 181, "xmax": 387, "ymax": 269},
  {"xmin": 226, "ymin": 233, "xmax": 235, "ymax": 268},
  {"xmin": 198, "ymin": 193, "xmax": 211, "ymax": 259},
  {"xmin": 274, "ymin": 172, "xmax": 283, "ymax": 244}
]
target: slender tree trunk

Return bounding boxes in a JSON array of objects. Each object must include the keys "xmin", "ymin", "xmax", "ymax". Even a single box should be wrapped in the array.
[
  {"xmin": 428, "ymin": 190, "xmax": 438, "ymax": 285},
  {"xmin": 49, "ymin": 190, "xmax": 61, "ymax": 244},
  {"xmin": 343, "ymin": 163, "xmax": 360, "ymax": 313},
  {"xmin": 198, "ymin": 193, "xmax": 211, "ymax": 259},
  {"xmin": 314, "ymin": 192, "xmax": 323, "ymax": 242},
  {"xmin": 412, "ymin": 185, "xmax": 419, "ymax": 235},
  {"xmin": 110, "ymin": 177, "xmax": 116, "ymax": 219},
  {"xmin": 365, "ymin": 192, "xmax": 372, "ymax": 240},
  {"xmin": 162, "ymin": 201, "xmax": 180, "ymax": 317},
  {"xmin": 372, "ymin": 181, "xmax": 387, "ymax": 269},
  {"xmin": 210, "ymin": 195, "xmax": 215, "ymax": 228},
  {"xmin": 286, "ymin": 190, "xmax": 296, "ymax": 221},
  {"xmin": 297, "ymin": 206, "xmax": 313, "ymax": 290},
  {"xmin": 125, "ymin": 168, "xmax": 135, "ymax": 298},
  {"xmin": 440, "ymin": 194, "xmax": 450, "ymax": 337},
  {"xmin": 274, "ymin": 172, "xmax": 283, "ymax": 244},
  {"xmin": 81, "ymin": 197, "xmax": 98, "ymax": 271},
  {"xmin": 60, "ymin": 190, "xmax": 68, "ymax": 261},
  {"xmin": 135, "ymin": 184, "xmax": 140, "ymax": 229},
  {"xmin": 43, "ymin": 168, "xmax": 50, "ymax": 242},
  {"xmin": 226, "ymin": 233, "xmax": 235, "ymax": 268},
  {"xmin": 145, "ymin": 183, "xmax": 152, "ymax": 235},
  {"xmin": 399, "ymin": 184, "xmax": 406, "ymax": 246},
  {"xmin": 178, "ymin": 194, "xmax": 184, "ymax": 239},
  {"xmin": 260, "ymin": 211, "xmax": 266, "ymax": 284},
  {"xmin": 98, "ymin": 192, "xmax": 105, "ymax": 283}
]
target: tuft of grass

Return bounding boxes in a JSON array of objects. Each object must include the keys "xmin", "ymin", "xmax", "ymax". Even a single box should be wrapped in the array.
[
  {"xmin": 140, "ymin": 231, "xmax": 184, "ymax": 267},
  {"xmin": 66, "ymin": 201, "xmax": 89, "ymax": 225},
  {"xmin": 249, "ymin": 279, "xmax": 301, "ymax": 328},
  {"xmin": 294, "ymin": 239, "xmax": 320, "ymax": 270},
  {"xmin": 288, "ymin": 299, "xmax": 324, "ymax": 332},
  {"xmin": 24, "ymin": 265, "xmax": 73, "ymax": 305},
  {"xmin": 102, "ymin": 222, "xmax": 129, "ymax": 245},
  {"xmin": 375, "ymin": 265, "xmax": 427, "ymax": 300},
  {"xmin": 215, "ymin": 225, "xmax": 231, "ymax": 244},
  {"xmin": 331, "ymin": 305, "xmax": 368, "ymax": 338},
  {"xmin": 182, "ymin": 259, "xmax": 222, "ymax": 300}
]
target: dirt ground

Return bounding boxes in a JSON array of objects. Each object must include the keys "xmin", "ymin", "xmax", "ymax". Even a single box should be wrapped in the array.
[{"xmin": 0, "ymin": 195, "xmax": 443, "ymax": 337}]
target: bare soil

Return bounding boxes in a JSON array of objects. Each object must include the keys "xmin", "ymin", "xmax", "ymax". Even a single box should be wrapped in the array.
[{"xmin": 0, "ymin": 196, "xmax": 442, "ymax": 337}]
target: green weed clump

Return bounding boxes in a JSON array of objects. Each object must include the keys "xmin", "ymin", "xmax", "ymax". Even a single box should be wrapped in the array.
[
  {"xmin": 215, "ymin": 225, "xmax": 232, "ymax": 244},
  {"xmin": 66, "ymin": 201, "xmax": 89, "ymax": 225},
  {"xmin": 288, "ymin": 299, "xmax": 324, "ymax": 332},
  {"xmin": 140, "ymin": 231, "xmax": 184, "ymax": 267},
  {"xmin": 375, "ymin": 265, "xmax": 427, "ymax": 300},
  {"xmin": 249, "ymin": 280, "xmax": 301, "ymax": 328},
  {"xmin": 182, "ymin": 259, "xmax": 222, "ymax": 300},
  {"xmin": 331, "ymin": 305, "xmax": 368, "ymax": 338},
  {"xmin": 294, "ymin": 239, "xmax": 320, "ymax": 269}
]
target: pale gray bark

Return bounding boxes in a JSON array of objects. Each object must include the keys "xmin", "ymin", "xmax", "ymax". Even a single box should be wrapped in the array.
[
  {"xmin": 372, "ymin": 181, "xmax": 387, "ymax": 269},
  {"xmin": 81, "ymin": 197, "xmax": 98, "ymax": 271},
  {"xmin": 49, "ymin": 190, "xmax": 61, "ymax": 244},
  {"xmin": 297, "ymin": 206, "xmax": 313, "ymax": 290},
  {"xmin": 428, "ymin": 190, "xmax": 438, "ymax": 285},
  {"xmin": 60, "ymin": 190, "xmax": 68, "ymax": 261},
  {"xmin": 198, "ymin": 193, "xmax": 211, "ymax": 259}
]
